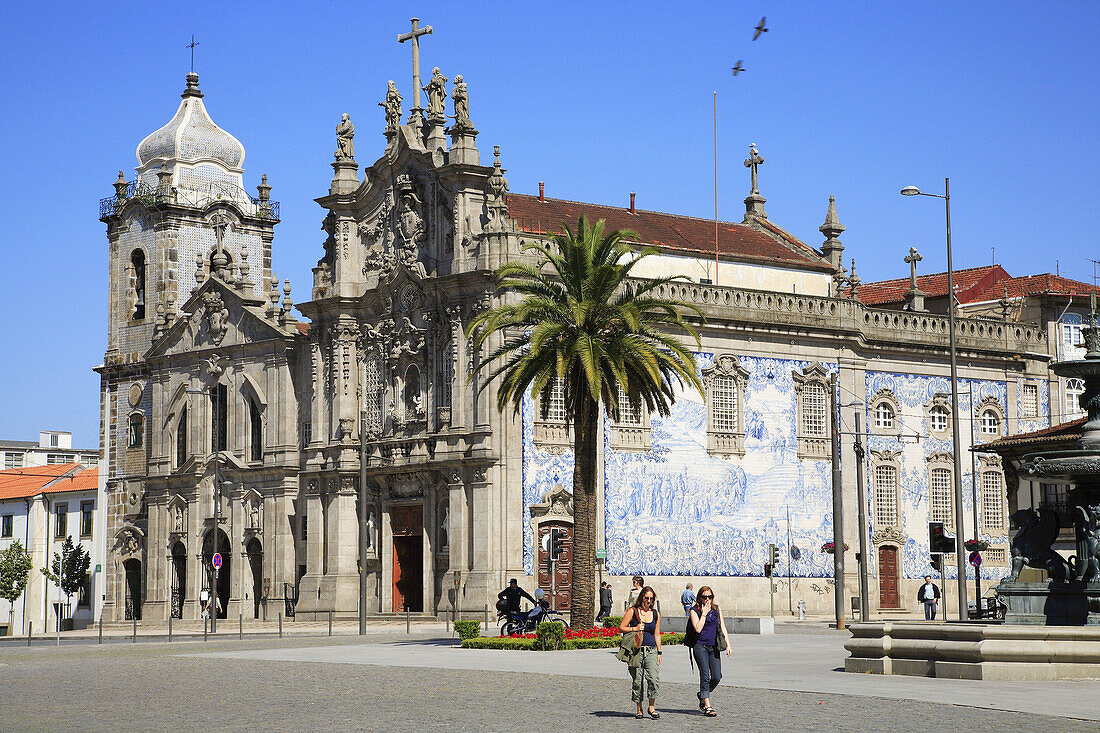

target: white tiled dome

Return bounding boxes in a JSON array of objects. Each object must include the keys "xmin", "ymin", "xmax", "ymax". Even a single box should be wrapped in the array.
[{"xmin": 136, "ymin": 73, "xmax": 245, "ymax": 169}]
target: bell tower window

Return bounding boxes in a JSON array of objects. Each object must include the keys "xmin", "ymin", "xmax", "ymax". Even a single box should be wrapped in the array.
[{"xmin": 130, "ymin": 250, "xmax": 146, "ymax": 320}]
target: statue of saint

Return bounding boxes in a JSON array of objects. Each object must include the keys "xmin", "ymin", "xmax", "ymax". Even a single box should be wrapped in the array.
[
  {"xmin": 335, "ymin": 113, "xmax": 354, "ymax": 160},
  {"xmin": 452, "ymin": 75, "xmax": 471, "ymax": 128},
  {"xmin": 379, "ymin": 81, "xmax": 402, "ymax": 131},
  {"xmin": 423, "ymin": 67, "xmax": 448, "ymax": 120},
  {"xmin": 366, "ymin": 510, "xmax": 376, "ymax": 550}
]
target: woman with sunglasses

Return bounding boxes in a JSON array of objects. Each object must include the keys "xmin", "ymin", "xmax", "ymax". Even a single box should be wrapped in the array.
[
  {"xmin": 619, "ymin": 585, "xmax": 662, "ymax": 719},
  {"xmin": 687, "ymin": 586, "xmax": 730, "ymax": 717}
]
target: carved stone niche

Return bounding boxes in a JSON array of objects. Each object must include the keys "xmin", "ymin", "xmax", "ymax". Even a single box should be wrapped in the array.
[
  {"xmin": 115, "ymin": 526, "xmax": 145, "ymax": 558},
  {"xmin": 242, "ymin": 488, "xmax": 264, "ymax": 534},
  {"xmin": 167, "ymin": 494, "xmax": 188, "ymax": 537}
]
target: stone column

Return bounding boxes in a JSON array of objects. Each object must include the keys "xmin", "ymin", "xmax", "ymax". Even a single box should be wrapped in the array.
[
  {"xmin": 465, "ymin": 466, "xmax": 494, "ymax": 608},
  {"xmin": 328, "ymin": 477, "xmax": 361, "ymax": 615},
  {"xmin": 446, "ymin": 471, "xmax": 468, "ymax": 610},
  {"xmin": 329, "ymin": 320, "xmax": 361, "ymax": 445},
  {"xmin": 330, "ymin": 216, "xmax": 360, "ymax": 298}
]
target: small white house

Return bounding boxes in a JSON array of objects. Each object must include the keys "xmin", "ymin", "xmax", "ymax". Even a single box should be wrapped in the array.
[{"xmin": 0, "ymin": 464, "xmax": 104, "ymax": 634}]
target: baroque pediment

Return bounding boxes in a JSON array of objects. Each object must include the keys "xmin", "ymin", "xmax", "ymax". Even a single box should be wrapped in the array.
[{"xmin": 147, "ymin": 278, "xmax": 293, "ymax": 359}]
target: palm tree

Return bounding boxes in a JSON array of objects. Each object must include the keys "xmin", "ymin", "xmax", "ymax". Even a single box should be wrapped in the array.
[{"xmin": 468, "ymin": 216, "xmax": 703, "ymax": 628}]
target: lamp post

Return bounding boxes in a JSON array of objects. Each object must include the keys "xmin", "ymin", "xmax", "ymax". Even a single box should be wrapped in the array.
[
  {"xmin": 901, "ymin": 179, "xmax": 968, "ymax": 620},
  {"xmin": 850, "ymin": 405, "xmax": 871, "ymax": 623},
  {"xmin": 187, "ymin": 385, "xmax": 226, "ymax": 632},
  {"xmin": 829, "ymin": 375, "xmax": 847, "ymax": 629}
]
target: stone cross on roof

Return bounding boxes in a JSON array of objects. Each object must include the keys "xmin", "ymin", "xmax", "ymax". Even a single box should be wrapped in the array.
[
  {"xmin": 398, "ymin": 17, "xmax": 433, "ymax": 118},
  {"xmin": 744, "ymin": 143, "xmax": 764, "ymax": 195},
  {"xmin": 904, "ymin": 247, "xmax": 923, "ymax": 291}
]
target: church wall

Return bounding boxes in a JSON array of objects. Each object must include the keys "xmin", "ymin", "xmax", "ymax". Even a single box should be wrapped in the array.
[
  {"xmin": 629, "ymin": 252, "xmax": 833, "ymax": 296},
  {"xmin": 176, "ymin": 220, "xmax": 267, "ymax": 302}
]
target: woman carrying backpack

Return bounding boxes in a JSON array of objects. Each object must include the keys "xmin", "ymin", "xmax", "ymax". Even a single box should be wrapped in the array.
[{"xmin": 684, "ymin": 585, "xmax": 730, "ymax": 717}]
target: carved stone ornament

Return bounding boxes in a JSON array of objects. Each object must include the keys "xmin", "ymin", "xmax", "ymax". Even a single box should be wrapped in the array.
[
  {"xmin": 202, "ymin": 291, "xmax": 230, "ymax": 345},
  {"xmin": 118, "ymin": 527, "xmax": 143, "ymax": 557},
  {"xmin": 472, "ymin": 466, "xmax": 488, "ymax": 483},
  {"xmin": 392, "ymin": 473, "xmax": 423, "ymax": 498},
  {"xmin": 128, "ymin": 382, "xmax": 144, "ymax": 408},
  {"xmin": 871, "ymin": 526, "xmax": 906, "ymax": 547},
  {"xmin": 977, "ymin": 453, "xmax": 1002, "ymax": 470},
  {"xmin": 869, "ymin": 448, "xmax": 902, "ymax": 463},
  {"xmin": 529, "ymin": 484, "xmax": 574, "ymax": 520},
  {"xmin": 204, "ymin": 353, "xmax": 229, "ymax": 380}
]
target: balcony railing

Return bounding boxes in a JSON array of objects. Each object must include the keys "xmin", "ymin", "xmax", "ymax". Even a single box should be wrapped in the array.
[{"xmin": 100, "ymin": 179, "xmax": 280, "ymax": 221}]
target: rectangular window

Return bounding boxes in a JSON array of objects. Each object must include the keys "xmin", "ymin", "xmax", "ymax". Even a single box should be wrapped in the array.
[
  {"xmin": 873, "ymin": 465, "xmax": 898, "ymax": 527},
  {"xmin": 1021, "ymin": 384, "xmax": 1039, "ymax": 418},
  {"xmin": 802, "ymin": 383, "xmax": 827, "ymax": 437},
  {"xmin": 81, "ymin": 454, "xmax": 98, "ymax": 467},
  {"xmin": 54, "ymin": 503, "xmax": 68, "ymax": 539},
  {"xmin": 985, "ymin": 548, "xmax": 1006, "ymax": 564},
  {"xmin": 711, "ymin": 375, "xmax": 738, "ymax": 432},
  {"xmin": 77, "ymin": 576, "xmax": 91, "ymax": 608},
  {"xmin": 211, "ymin": 384, "xmax": 228, "ymax": 452},
  {"xmin": 1063, "ymin": 322, "xmax": 1083, "ymax": 349},
  {"xmin": 1, "ymin": 514, "xmax": 12, "ymax": 538},
  {"xmin": 981, "ymin": 472, "xmax": 1003, "ymax": 528},
  {"xmin": 3, "ymin": 453, "xmax": 22, "ymax": 469},
  {"xmin": 1040, "ymin": 483, "xmax": 1073, "ymax": 529},
  {"xmin": 80, "ymin": 501, "xmax": 94, "ymax": 537},
  {"xmin": 545, "ymin": 378, "xmax": 567, "ymax": 423},
  {"xmin": 301, "ymin": 422, "xmax": 312, "ymax": 446},
  {"xmin": 47, "ymin": 453, "xmax": 74, "ymax": 465},
  {"xmin": 616, "ymin": 384, "xmax": 642, "ymax": 425},
  {"xmin": 929, "ymin": 468, "xmax": 953, "ymax": 524},
  {"xmin": 300, "ymin": 512, "xmax": 307, "ymax": 542}
]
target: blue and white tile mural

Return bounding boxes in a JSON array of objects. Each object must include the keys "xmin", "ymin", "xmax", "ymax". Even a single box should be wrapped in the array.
[
  {"xmin": 863, "ymin": 372, "xmax": 1012, "ymax": 581},
  {"xmin": 520, "ymin": 360, "xmax": 1019, "ymax": 582}
]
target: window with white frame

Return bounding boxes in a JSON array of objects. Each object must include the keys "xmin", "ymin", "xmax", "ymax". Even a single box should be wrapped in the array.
[
  {"xmin": 980, "ymin": 409, "xmax": 1000, "ymax": 435},
  {"xmin": 46, "ymin": 454, "xmax": 73, "ymax": 465},
  {"xmin": 874, "ymin": 402, "xmax": 895, "ymax": 430},
  {"xmin": 1021, "ymin": 383, "xmax": 1039, "ymax": 418},
  {"xmin": 929, "ymin": 467, "xmax": 953, "ymax": 524},
  {"xmin": 4, "ymin": 453, "xmax": 22, "ymax": 469},
  {"xmin": 801, "ymin": 382, "xmax": 828, "ymax": 437},
  {"xmin": 711, "ymin": 375, "xmax": 738, "ymax": 431},
  {"xmin": 1066, "ymin": 378, "xmax": 1085, "ymax": 417},
  {"xmin": 1063, "ymin": 321, "xmax": 1083, "ymax": 350},
  {"xmin": 873, "ymin": 465, "xmax": 898, "ymax": 526},
  {"xmin": 704, "ymin": 354, "xmax": 748, "ymax": 457},
  {"xmin": 615, "ymin": 384, "xmax": 642, "ymax": 425},
  {"xmin": 982, "ymin": 471, "xmax": 1004, "ymax": 528},
  {"xmin": 545, "ymin": 378, "xmax": 567, "ymax": 423},
  {"xmin": 929, "ymin": 405, "xmax": 949, "ymax": 433}
]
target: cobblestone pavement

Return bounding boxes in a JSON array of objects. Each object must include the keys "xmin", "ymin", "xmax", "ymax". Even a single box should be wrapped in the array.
[{"xmin": 0, "ymin": 633, "xmax": 1095, "ymax": 732}]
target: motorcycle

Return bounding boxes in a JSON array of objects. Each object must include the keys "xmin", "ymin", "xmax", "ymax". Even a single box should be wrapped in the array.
[{"xmin": 497, "ymin": 599, "xmax": 570, "ymax": 636}]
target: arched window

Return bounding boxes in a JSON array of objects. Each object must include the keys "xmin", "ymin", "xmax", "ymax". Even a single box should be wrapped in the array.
[
  {"xmin": 873, "ymin": 464, "xmax": 898, "ymax": 526},
  {"xmin": 929, "ymin": 404, "xmax": 949, "ymax": 433},
  {"xmin": 439, "ymin": 341, "xmax": 453, "ymax": 409},
  {"xmin": 980, "ymin": 409, "xmax": 1000, "ymax": 435},
  {"xmin": 249, "ymin": 398, "xmax": 262, "ymax": 463},
  {"xmin": 128, "ymin": 413, "xmax": 144, "ymax": 448},
  {"xmin": 363, "ymin": 351, "xmax": 383, "ymax": 436},
  {"xmin": 929, "ymin": 467, "xmax": 953, "ymax": 523},
  {"xmin": 874, "ymin": 402, "xmax": 895, "ymax": 430},
  {"xmin": 982, "ymin": 471, "xmax": 1004, "ymax": 528},
  {"xmin": 176, "ymin": 407, "xmax": 188, "ymax": 468},
  {"xmin": 130, "ymin": 250, "xmax": 146, "ymax": 320},
  {"xmin": 403, "ymin": 364, "xmax": 421, "ymax": 420}
]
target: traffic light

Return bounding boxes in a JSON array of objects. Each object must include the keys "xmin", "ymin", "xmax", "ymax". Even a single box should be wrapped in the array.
[
  {"xmin": 549, "ymin": 528, "xmax": 564, "ymax": 560},
  {"xmin": 928, "ymin": 522, "xmax": 956, "ymax": 554},
  {"xmin": 768, "ymin": 543, "xmax": 778, "ymax": 566}
]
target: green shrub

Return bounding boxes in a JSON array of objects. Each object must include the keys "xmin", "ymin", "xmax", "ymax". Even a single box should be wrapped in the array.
[
  {"xmin": 535, "ymin": 621, "xmax": 566, "ymax": 651},
  {"xmin": 603, "ymin": 615, "xmax": 623, "ymax": 629},
  {"xmin": 462, "ymin": 636, "xmax": 535, "ymax": 650},
  {"xmin": 661, "ymin": 632, "xmax": 685, "ymax": 645},
  {"xmin": 453, "ymin": 620, "xmax": 481, "ymax": 640}
]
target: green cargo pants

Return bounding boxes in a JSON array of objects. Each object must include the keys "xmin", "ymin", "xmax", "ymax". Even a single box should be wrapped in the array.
[{"xmin": 629, "ymin": 647, "xmax": 660, "ymax": 702}]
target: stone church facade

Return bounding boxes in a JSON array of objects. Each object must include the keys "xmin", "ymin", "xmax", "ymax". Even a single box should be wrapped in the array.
[{"xmin": 98, "ymin": 68, "xmax": 1050, "ymax": 624}]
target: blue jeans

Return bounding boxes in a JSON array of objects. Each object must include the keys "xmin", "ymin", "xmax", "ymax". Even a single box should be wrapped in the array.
[
  {"xmin": 692, "ymin": 644, "xmax": 722, "ymax": 700},
  {"xmin": 924, "ymin": 601, "xmax": 937, "ymax": 620}
]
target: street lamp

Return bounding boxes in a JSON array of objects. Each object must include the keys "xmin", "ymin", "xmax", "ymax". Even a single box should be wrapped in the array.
[
  {"xmin": 844, "ymin": 400, "xmax": 871, "ymax": 623},
  {"xmin": 186, "ymin": 385, "xmax": 227, "ymax": 632},
  {"xmin": 901, "ymin": 179, "xmax": 968, "ymax": 621}
]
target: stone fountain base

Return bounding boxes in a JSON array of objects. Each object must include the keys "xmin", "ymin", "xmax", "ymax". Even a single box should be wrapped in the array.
[
  {"xmin": 844, "ymin": 621, "xmax": 1100, "ymax": 679},
  {"xmin": 997, "ymin": 581, "xmax": 1100, "ymax": 625}
]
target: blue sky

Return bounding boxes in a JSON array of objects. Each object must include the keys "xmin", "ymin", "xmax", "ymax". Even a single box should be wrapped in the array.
[{"xmin": 1, "ymin": 1, "xmax": 1097, "ymax": 448}]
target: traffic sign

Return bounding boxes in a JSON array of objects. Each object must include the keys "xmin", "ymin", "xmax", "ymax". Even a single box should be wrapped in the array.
[
  {"xmin": 212, "ymin": 552, "xmax": 222, "ymax": 570},
  {"xmin": 968, "ymin": 551, "xmax": 982, "ymax": 567}
]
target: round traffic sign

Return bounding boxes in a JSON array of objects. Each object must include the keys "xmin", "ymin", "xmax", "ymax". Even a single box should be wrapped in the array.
[
  {"xmin": 968, "ymin": 550, "xmax": 982, "ymax": 567},
  {"xmin": 212, "ymin": 552, "xmax": 222, "ymax": 570}
]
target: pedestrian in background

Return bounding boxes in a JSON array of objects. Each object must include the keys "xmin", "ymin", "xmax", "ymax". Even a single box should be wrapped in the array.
[
  {"xmin": 626, "ymin": 575, "xmax": 644, "ymax": 610},
  {"xmin": 620, "ymin": 586, "xmax": 662, "ymax": 719},
  {"xmin": 680, "ymin": 583, "xmax": 696, "ymax": 615},
  {"xmin": 917, "ymin": 575, "xmax": 941, "ymax": 620},
  {"xmin": 596, "ymin": 582, "xmax": 613, "ymax": 623},
  {"xmin": 685, "ymin": 585, "xmax": 729, "ymax": 717}
]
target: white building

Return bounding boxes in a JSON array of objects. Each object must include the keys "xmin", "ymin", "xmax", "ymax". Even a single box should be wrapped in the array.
[
  {"xmin": 0, "ymin": 431, "xmax": 100, "ymax": 471},
  {"xmin": 0, "ymin": 464, "xmax": 104, "ymax": 634}
]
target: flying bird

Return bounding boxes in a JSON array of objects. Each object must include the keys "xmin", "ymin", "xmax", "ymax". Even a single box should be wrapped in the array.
[
  {"xmin": 753, "ymin": 17, "xmax": 768, "ymax": 41},
  {"xmin": 731, "ymin": 61, "xmax": 744, "ymax": 76}
]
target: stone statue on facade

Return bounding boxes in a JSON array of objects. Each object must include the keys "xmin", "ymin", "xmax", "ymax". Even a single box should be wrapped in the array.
[
  {"xmin": 451, "ymin": 75, "xmax": 472, "ymax": 129},
  {"xmin": 424, "ymin": 67, "xmax": 447, "ymax": 120},
  {"xmin": 379, "ymin": 81, "xmax": 402, "ymax": 132},
  {"xmin": 335, "ymin": 113, "xmax": 355, "ymax": 160},
  {"xmin": 366, "ymin": 510, "xmax": 376, "ymax": 551},
  {"xmin": 439, "ymin": 502, "xmax": 449, "ymax": 548},
  {"xmin": 173, "ymin": 504, "xmax": 184, "ymax": 533}
]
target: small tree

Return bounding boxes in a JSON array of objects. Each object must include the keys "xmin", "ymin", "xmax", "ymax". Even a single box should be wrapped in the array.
[
  {"xmin": 41, "ymin": 535, "xmax": 91, "ymax": 620},
  {"xmin": 0, "ymin": 540, "xmax": 33, "ymax": 626}
]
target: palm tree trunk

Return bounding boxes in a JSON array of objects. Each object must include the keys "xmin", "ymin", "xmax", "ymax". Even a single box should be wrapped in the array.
[{"xmin": 569, "ymin": 394, "xmax": 599, "ymax": 629}]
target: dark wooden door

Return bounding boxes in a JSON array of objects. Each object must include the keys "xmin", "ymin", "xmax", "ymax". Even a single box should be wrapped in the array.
[
  {"xmin": 536, "ymin": 522, "xmax": 573, "ymax": 612},
  {"xmin": 393, "ymin": 537, "xmax": 423, "ymax": 612},
  {"xmin": 878, "ymin": 546, "xmax": 900, "ymax": 608}
]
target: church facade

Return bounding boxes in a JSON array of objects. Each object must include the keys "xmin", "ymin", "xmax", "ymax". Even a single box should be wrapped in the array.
[{"xmin": 97, "ymin": 64, "xmax": 1050, "ymax": 624}]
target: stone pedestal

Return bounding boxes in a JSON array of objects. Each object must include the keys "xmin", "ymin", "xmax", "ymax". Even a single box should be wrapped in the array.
[
  {"xmin": 998, "ymin": 581, "xmax": 1100, "ymax": 625},
  {"xmin": 330, "ymin": 159, "xmax": 359, "ymax": 195},
  {"xmin": 447, "ymin": 126, "xmax": 479, "ymax": 165},
  {"xmin": 425, "ymin": 119, "xmax": 447, "ymax": 162}
]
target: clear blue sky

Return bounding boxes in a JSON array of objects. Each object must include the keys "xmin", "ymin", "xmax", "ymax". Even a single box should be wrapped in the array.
[{"xmin": 1, "ymin": 1, "xmax": 1097, "ymax": 448}]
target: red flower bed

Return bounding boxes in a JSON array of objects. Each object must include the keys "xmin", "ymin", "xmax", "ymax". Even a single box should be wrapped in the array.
[{"xmin": 507, "ymin": 626, "xmax": 620, "ymax": 640}]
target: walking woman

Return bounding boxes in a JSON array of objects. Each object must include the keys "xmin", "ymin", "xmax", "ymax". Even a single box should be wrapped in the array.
[
  {"xmin": 619, "ymin": 585, "xmax": 661, "ymax": 719},
  {"xmin": 686, "ymin": 585, "xmax": 730, "ymax": 717}
]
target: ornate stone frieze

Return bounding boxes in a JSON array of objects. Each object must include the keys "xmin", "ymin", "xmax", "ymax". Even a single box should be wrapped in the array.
[{"xmin": 871, "ymin": 526, "xmax": 906, "ymax": 547}]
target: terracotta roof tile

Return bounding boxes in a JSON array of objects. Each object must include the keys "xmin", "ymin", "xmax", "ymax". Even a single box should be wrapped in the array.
[
  {"xmin": 0, "ymin": 464, "xmax": 95, "ymax": 501},
  {"xmin": 857, "ymin": 266, "xmax": 1100, "ymax": 307},
  {"xmin": 505, "ymin": 193, "xmax": 834, "ymax": 273},
  {"xmin": 973, "ymin": 417, "xmax": 1085, "ymax": 452}
]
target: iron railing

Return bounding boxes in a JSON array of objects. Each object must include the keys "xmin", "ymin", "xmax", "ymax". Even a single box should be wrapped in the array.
[{"xmin": 100, "ymin": 179, "xmax": 280, "ymax": 221}]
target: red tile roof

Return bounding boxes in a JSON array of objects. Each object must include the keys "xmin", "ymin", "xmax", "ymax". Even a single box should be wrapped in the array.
[
  {"xmin": 973, "ymin": 417, "xmax": 1085, "ymax": 452},
  {"xmin": 857, "ymin": 266, "xmax": 1100, "ymax": 306},
  {"xmin": 505, "ymin": 193, "xmax": 835, "ymax": 273},
  {"xmin": 0, "ymin": 464, "xmax": 96, "ymax": 501}
]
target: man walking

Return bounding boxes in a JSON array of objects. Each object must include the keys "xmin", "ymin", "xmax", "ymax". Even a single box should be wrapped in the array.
[
  {"xmin": 916, "ymin": 575, "xmax": 941, "ymax": 620},
  {"xmin": 596, "ymin": 582, "xmax": 613, "ymax": 623},
  {"xmin": 680, "ymin": 583, "xmax": 696, "ymax": 616}
]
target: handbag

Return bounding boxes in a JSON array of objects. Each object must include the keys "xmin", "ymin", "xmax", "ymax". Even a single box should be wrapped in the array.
[{"xmin": 715, "ymin": 620, "xmax": 729, "ymax": 652}]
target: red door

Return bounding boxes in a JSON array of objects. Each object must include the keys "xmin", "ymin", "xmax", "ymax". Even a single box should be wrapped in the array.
[
  {"xmin": 391, "ymin": 505, "xmax": 424, "ymax": 612},
  {"xmin": 878, "ymin": 546, "xmax": 900, "ymax": 609},
  {"xmin": 537, "ymin": 522, "xmax": 573, "ymax": 611}
]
